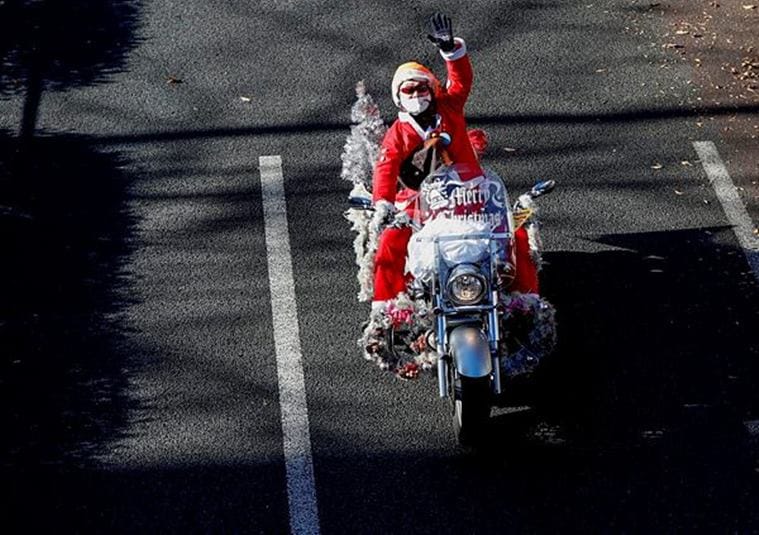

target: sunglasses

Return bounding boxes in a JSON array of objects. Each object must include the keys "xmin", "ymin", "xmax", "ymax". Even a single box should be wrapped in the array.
[{"xmin": 399, "ymin": 83, "xmax": 431, "ymax": 95}]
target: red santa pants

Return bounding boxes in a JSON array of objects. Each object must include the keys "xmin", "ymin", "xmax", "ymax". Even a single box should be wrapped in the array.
[{"xmin": 373, "ymin": 226, "xmax": 539, "ymax": 302}]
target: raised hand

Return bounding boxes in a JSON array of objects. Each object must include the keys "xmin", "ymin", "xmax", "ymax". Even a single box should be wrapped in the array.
[{"xmin": 427, "ymin": 13, "xmax": 454, "ymax": 52}]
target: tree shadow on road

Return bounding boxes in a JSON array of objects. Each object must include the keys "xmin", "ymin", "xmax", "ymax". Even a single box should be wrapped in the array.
[
  {"xmin": 533, "ymin": 226, "xmax": 759, "ymax": 434},
  {"xmin": 454, "ymin": 225, "xmax": 759, "ymax": 531},
  {"xmin": 0, "ymin": 132, "xmax": 141, "ymax": 468},
  {"xmin": 0, "ymin": 131, "xmax": 293, "ymax": 534},
  {"xmin": 0, "ymin": 0, "xmax": 143, "ymax": 138}
]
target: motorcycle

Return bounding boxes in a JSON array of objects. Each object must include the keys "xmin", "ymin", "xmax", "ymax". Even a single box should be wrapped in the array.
[{"xmin": 349, "ymin": 164, "xmax": 557, "ymax": 446}]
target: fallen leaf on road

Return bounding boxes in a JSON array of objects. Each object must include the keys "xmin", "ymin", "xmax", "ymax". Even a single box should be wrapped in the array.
[{"xmin": 651, "ymin": 163, "xmax": 663, "ymax": 169}]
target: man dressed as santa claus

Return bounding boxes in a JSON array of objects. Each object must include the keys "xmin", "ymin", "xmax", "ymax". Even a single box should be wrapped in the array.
[{"xmin": 365, "ymin": 13, "xmax": 539, "ymax": 358}]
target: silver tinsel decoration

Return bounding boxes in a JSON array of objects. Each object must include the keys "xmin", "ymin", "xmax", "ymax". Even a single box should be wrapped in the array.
[
  {"xmin": 501, "ymin": 293, "xmax": 557, "ymax": 377},
  {"xmin": 516, "ymin": 193, "xmax": 545, "ymax": 271},
  {"xmin": 340, "ymin": 80, "xmax": 386, "ymax": 189},
  {"xmin": 359, "ymin": 292, "xmax": 437, "ymax": 374},
  {"xmin": 341, "ymin": 81, "xmax": 387, "ymax": 302}
]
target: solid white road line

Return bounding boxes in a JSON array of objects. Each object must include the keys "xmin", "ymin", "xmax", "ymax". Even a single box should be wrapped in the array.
[
  {"xmin": 259, "ymin": 155, "xmax": 320, "ymax": 535},
  {"xmin": 693, "ymin": 141, "xmax": 759, "ymax": 283}
]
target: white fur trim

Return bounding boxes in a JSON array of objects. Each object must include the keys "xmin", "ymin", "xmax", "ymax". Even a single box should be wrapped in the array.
[
  {"xmin": 526, "ymin": 221, "xmax": 543, "ymax": 271},
  {"xmin": 391, "ymin": 65, "xmax": 438, "ymax": 108},
  {"xmin": 517, "ymin": 193, "xmax": 534, "ymax": 210},
  {"xmin": 397, "ymin": 112, "xmax": 428, "ymax": 140},
  {"xmin": 440, "ymin": 38, "xmax": 467, "ymax": 61}
]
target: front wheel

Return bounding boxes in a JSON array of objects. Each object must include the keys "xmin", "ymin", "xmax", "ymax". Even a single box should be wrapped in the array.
[{"xmin": 452, "ymin": 375, "xmax": 492, "ymax": 446}]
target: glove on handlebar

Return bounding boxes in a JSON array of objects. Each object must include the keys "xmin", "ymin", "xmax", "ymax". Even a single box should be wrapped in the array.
[
  {"xmin": 371, "ymin": 200, "xmax": 397, "ymax": 232},
  {"xmin": 391, "ymin": 211, "xmax": 412, "ymax": 229},
  {"xmin": 427, "ymin": 13, "xmax": 454, "ymax": 52}
]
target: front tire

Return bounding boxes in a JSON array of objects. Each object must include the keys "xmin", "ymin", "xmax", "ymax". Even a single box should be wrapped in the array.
[{"xmin": 452, "ymin": 375, "xmax": 492, "ymax": 446}]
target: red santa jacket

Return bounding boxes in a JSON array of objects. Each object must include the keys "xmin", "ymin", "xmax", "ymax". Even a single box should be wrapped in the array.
[{"xmin": 372, "ymin": 39, "xmax": 481, "ymax": 206}]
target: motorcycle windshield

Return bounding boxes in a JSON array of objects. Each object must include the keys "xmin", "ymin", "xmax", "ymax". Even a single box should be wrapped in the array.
[
  {"xmin": 406, "ymin": 165, "xmax": 513, "ymax": 280},
  {"xmin": 415, "ymin": 164, "xmax": 512, "ymax": 236}
]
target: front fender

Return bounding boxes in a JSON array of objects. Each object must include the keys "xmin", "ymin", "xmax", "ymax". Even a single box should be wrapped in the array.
[{"xmin": 449, "ymin": 326, "xmax": 492, "ymax": 378}]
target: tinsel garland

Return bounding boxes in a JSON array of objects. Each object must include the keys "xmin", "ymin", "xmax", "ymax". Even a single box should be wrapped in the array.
[
  {"xmin": 343, "ymin": 183, "xmax": 373, "ymax": 301},
  {"xmin": 340, "ymin": 81, "xmax": 386, "ymax": 189},
  {"xmin": 500, "ymin": 292, "xmax": 557, "ymax": 377},
  {"xmin": 516, "ymin": 193, "xmax": 544, "ymax": 270},
  {"xmin": 360, "ymin": 292, "xmax": 436, "ymax": 377},
  {"xmin": 344, "ymin": 199, "xmax": 394, "ymax": 301},
  {"xmin": 361, "ymin": 291, "xmax": 556, "ymax": 379},
  {"xmin": 340, "ymin": 81, "xmax": 387, "ymax": 302},
  {"xmin": 526, "ymin": 221, "xmax": 543, "ymax": 270}
]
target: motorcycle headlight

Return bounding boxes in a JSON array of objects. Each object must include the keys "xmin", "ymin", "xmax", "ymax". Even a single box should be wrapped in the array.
[{"xmin": 446, "ymin": 264, "xmax": 487, "ymax": 305}]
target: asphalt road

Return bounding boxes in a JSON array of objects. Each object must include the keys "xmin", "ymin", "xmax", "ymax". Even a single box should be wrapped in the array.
[{"xmin": 2, "ymin": 0, "xmax": 759, "ymax": 533}]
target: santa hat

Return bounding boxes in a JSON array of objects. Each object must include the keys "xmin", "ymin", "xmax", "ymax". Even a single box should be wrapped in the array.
[{"xmin": 391, "ymin": 62, "xmax": 441, "ymax": 108}]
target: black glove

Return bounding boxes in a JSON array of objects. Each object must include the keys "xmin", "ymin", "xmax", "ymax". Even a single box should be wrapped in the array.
[{"xmin": 427, "ymin": 13, "xmax": 454, "ymax": 52}]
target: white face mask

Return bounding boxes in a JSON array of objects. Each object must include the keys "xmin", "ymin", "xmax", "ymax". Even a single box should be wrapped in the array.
[{"xmin": 400, "ymin": 93, "xmax": 431, "ymax": 115}]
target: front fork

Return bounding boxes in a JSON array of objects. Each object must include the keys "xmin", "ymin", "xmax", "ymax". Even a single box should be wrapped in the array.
[
  {"xmin": 488, "ymin": 289, "xmax": 502, "ymax": 395},
  {"xmin": 436, "ymin": 296, "xmax": 449, "ymax": 398}
]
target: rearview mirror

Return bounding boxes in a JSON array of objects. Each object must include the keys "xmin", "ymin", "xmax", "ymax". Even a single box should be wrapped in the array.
[
  {"xmin": 530, "ymin": 180, "xmax": 556, "ymax": 198},
  {"xmin": 348, "ymin": 196, "xmax": 374, "ymax": 210}
]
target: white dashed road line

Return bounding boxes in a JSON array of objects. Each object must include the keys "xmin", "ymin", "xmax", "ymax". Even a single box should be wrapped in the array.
[
  {"xmin": 693, "ymin": 141, "xmax": 759, "ymax": 283},
  {"xmin": 259, "ymin": 155, "xmax": 321, "ymax": 535}
]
